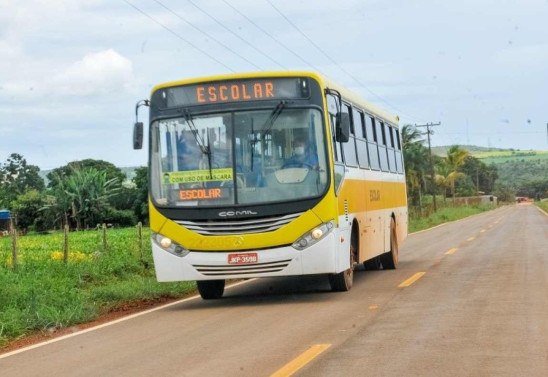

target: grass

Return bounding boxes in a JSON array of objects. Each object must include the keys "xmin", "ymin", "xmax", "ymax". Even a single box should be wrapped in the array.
[
  {"xmin": 0, "ymin": 227, "xmax": 195, "ymax": 348},
  {"xmin": 535, "ymin": 200, "xmax": 548, "ymax": 213},
  {"xmin": 408, "ymin": 204, "xmax": 497, "ymax": 233}
]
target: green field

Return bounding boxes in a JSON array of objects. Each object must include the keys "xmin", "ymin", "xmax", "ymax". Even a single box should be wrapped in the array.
[
  {"xmin": 0, "ymin": 227, "xmax": 194, "ymax": 347},
  {"xmin": 475, "ymin": 150, "xmax": 548, "ymax": 164}
]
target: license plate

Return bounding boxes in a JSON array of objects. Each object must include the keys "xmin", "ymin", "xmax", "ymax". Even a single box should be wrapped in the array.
[{"xmin": 228, "ymin": 253, "xmax": 258, "ymax": 265}]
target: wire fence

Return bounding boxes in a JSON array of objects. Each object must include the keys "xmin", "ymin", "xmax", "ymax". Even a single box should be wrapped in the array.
[{"xmin": 0, "ymin": 221, "xmax": 148, "ymax": 271}]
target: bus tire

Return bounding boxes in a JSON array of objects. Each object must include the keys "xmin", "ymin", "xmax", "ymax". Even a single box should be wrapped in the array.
[
  {"xmin": 363, "ymin": 256, "xmax": 382, "ymax": 270},
  {"xmin": 328, "ymin": 230, "xmax": 357, "ymax": 292},
  {"xmin": 380, "ymin": 218, "xmax": 398, "ymax": 270},
  {"xmin": 197, "ymin": 280, "xmax": 225, "ymax": 300}
]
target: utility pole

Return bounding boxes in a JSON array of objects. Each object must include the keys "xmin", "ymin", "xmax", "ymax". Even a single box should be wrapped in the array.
[{"xmin": 415, "ymin": 122, "xmax": 441, "ymax": 211}]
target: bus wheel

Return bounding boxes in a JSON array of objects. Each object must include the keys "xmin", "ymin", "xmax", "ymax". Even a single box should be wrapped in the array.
[
  {"xmin": 380, "ymin": 218, "xmax": 399, "ymax": 270},
  {"xmin": 363, "ymin": 256, "xmax": 382, "ymax": 270},
  {"xmin": 197, "ymin": 280, "xmax": 225, "ymax": 300},
  {"xmin": 328, "ymin": 234, "xmax": 356, "ymax": 292}
]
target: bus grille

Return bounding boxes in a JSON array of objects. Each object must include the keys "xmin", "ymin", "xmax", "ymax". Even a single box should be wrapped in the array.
[
  {"xmin": 193, "ymin": 260, "xmax": 292, "ymax": 276},
  {"xmin": 175, "ymin": 212, "xmax": 303, "ymax": 235}
]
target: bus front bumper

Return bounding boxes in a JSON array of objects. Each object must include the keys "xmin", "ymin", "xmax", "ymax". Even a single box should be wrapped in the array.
[{"xmin": 151, "ymin": 232, "xmax": 341, "ymax": 282}]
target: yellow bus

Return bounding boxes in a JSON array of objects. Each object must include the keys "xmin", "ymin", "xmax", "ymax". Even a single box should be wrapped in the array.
[{"xmin": 133, "ymin": 71, "xmax": 407, "ymax": 299}]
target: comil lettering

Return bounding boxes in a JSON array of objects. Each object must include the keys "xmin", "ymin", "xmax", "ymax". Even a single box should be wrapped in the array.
[
  {"xmin": 219, "ymin": 210, "xmax": 258, "ymax": 217},
  {"xmin": 196, "ymin": 82, "xmax": 274, "ymax": 104}
]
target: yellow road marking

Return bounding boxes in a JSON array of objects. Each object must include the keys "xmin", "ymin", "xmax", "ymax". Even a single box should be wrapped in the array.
[
  {"xmin": 467, "ymin": 236, "xmax": 475, "ymax": 241},
  {"xmin": 398, "ymin": 272, "xmax": 426, "ymax": 288},
  {"xmin": 368, "ymin": 304, "xmax": 379, "ymax": 310},
  {"xmin": 445, "ymin": 248, "xmax": 458, "ymax": 255},
  {"xmin": 271, "ymin": 344, "xmax": 331, "ymax": 377}
]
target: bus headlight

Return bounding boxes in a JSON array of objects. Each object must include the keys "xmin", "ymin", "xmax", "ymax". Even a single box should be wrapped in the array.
[
  {"xmin": 292, "ymin": 221, "xmax": 335, "ymax": 250},
  {"xmin": 152, "ymin": 233, "xmax": 190, "ymax": 257}
]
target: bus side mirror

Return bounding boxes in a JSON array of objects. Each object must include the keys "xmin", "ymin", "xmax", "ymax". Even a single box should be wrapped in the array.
[
  {"xmin": 133, "ymin": 122, "xmax": 144, "ymax": 150},
  {"xmin": 336, "ymin": 112, "xmax": 350, "ymax": 143}
]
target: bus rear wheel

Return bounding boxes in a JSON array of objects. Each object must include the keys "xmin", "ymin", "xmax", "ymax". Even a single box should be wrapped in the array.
[
  {"xmin": 329, "ymin": 233, "xmax": 356, "ymax": 292},
  {"xmin": 197, "ymin": 280, "xmax": 225, "ymax": 300},
  {"xmin": 380, "ymin": 218, "xmax": 399, "ymax": 270},
  {"xmin": 363, "ymin": 256, "xmax": 382, "ymax": 270}
]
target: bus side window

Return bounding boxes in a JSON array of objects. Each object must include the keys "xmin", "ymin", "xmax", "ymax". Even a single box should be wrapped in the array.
[
  {"xmin": 353, "ymin": 108, "xmax": 369, "ymax": 169},
  {"xmin": 395, "ymin": 128, "xmax": 403, "ymax": 174},
  {"xmin": 342, "ymin": 103, "xmax": 358, "ymax": 167},
  {"xmin": 377, "ymin": 121, "xmax": 389, "ymax": 172},
  {"xmin": 327, "ymin": 95, "xmax": 343, "ymax": 163},
  {"xmin": 387, "ymin": 125, "xmax": 397, "ymax": 173},
  {"xmin": 366, "ymin": 116, "xmax": 380, "ymax": 170}
]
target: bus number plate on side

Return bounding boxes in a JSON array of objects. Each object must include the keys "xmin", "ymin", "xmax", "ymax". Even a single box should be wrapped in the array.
[{"xmin": 228, "ymin": 253, "xmax": 258, "ymax": 265}]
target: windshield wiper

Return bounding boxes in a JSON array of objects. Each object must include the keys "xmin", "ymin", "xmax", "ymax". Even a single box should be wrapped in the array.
[
  {"xmin": 249, "ymin": 101, "xmax": 286, "ymax": 172},
  {"xmin": 260, "ymin": 101, "xmax": 286, "ymax": 140},
  {"xmin": 183, "ymin": 110, "xmax": 213, "ymax": 178}
]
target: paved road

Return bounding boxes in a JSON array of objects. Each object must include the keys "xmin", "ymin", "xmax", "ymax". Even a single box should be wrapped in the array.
[{"xmin": 1, "ymin": 204, "xmax": 547, "ymax": 376}]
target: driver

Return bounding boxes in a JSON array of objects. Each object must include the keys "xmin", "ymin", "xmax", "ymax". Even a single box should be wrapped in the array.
[{"xmin": 284, "ymin": 137, "xmax": 319, "ymax": 169}]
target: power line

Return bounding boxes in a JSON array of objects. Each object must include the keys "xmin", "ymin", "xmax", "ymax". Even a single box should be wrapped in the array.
[
  {"xmin": 265, "ymin": 0, "xmax": 427, "ymax": 123},
  {"xmin": 221, "ymin": 0, "xmax": 323, "ymax": 73},
  {"xmin": 123, "ymin": 0, "xmax": 235, "ymax": 72},
  {"xmin": 151, "ymin": 0, "xmax": 262, "ymax": 70},
  {"xmin": 185, "ymin": 0, "xmax": 289, "ymax": 70}
]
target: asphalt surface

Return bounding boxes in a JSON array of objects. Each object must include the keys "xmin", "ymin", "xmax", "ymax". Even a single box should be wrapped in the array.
[{"xmin": 1, "ymin": 204, "xmax": 547, "ymax": 377}]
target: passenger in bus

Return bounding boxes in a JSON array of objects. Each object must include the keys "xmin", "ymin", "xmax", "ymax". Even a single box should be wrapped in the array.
[
  {"xmin": 283, "ymin": 138, "xmax": 319, "ymax": 169},
  {"xmin": 177, "ymin": 131, "xmax": 201, "ymax": 170}
]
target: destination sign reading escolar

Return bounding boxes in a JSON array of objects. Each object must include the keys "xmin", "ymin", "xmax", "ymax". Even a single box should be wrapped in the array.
[
  {"xmin": 162, "ymin": 77, "xmax": 309, "ymax": 107},
  {"xmin": 164, "ymin": 169, "xmax": 233, "ymax": 184}
]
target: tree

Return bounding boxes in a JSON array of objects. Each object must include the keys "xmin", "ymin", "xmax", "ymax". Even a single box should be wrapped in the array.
[
  {"xmin": 460, "ymin": 156, "xmax": 498, "ymax": 194},
  {"xmin": 443, "ymin": 145, "xmax": 469, "ymax": 199},
  {"xmin": 132, "ymin": 166, "xmax": 149, "ymax": 224},
  {"xmin": 401, "ymin": 125, "xmax": 430, "ymax": 207},
  {"xmin": 0, "ymin": 153, "xmax": 45, "ymax": 208},
  {"xmin": 46, "ymin": 166, "xmax": 120, "ymax": 229},
  {"xmin": 10, "ymin": 190, "xmax": 53, "ymax": 233},
  {"xmin": 47, "ymin": 159, "xmax": 125, "ymax": 189},
  {"xmin": 434, "ymin": 159, "xmax": 452, "ymax": 201}
]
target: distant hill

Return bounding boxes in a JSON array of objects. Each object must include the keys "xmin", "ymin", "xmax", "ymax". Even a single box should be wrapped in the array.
[
  {"xmin": 432, "ymin": 145, "xmax": 548, "ymax": 159},
  {"xmin": 432, "ymin": 145, "xmax": 514, "ymax": 157},
  {"xmin": 432, "ymin": 145, "xmax": 548, "ymax": 195}
]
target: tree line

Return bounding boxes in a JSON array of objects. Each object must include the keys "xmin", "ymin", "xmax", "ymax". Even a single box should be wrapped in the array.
[
  {"xmin": 2, "ymin": 134, "xmax": 546, "ymax": 233},
  {"xmin": 0, "ymin": 154, "xmax": 148, "ymax": 233},
  {"xmin": 402, "ymin": 125, "xmax": 502, "ymax": 208}
]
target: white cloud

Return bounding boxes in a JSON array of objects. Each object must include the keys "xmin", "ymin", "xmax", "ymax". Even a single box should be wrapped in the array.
[
  {"xmin": 1, "ymin": 49, "xmax": 136, "ymax": 99},
  {"xmin": 50, "ymin": 49, "xmax": 136, "ymax": 96}
]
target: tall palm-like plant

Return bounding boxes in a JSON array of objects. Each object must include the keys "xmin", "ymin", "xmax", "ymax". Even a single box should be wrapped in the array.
[
  {"xmin": 401, "ymin": 125, "xmax": 430, "ymax": 206},
  {"xmin": 444, "ymin": 145, "xmax": 469, "ymax": 200},
  {"xmin": 44, "ymin": 167, "xmax": 120, "ymax": 229}
]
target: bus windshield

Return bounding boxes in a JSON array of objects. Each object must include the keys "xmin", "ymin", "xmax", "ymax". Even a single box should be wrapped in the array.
[{"xmin": 150, "ymin": 107, "xmax": 328, "ymax": 207}]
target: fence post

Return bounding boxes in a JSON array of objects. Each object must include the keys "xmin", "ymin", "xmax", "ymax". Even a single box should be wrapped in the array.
[
  {"xmin": 137, "ymin": 221, "xmax": 143, "ymax": 260},
  {"xmin": 10, "ymin": 217, "xmax": 17, "ymax": 271},
  {"xmin": 64, "ymin": 224, "xmax": 69, "ymax": 264},
  {"xmin": 102, "ymin": 223, "xmax": 107, "ymax": 251}
]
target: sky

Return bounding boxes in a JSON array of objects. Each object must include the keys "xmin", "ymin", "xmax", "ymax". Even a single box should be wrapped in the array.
[{"xmin": 1, "ymin": 0, "xmax": 547, "ymax": 170}]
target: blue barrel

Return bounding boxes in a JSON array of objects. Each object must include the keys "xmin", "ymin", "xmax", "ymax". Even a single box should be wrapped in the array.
[{"xmin": 0, "ymin": 210, "xmax": 10, "ymax": 220}]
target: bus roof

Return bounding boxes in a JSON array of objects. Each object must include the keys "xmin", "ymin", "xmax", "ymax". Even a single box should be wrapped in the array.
[{"xmin": 151, "ymin": 71, "xmax": 400, "ymax": 125}]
